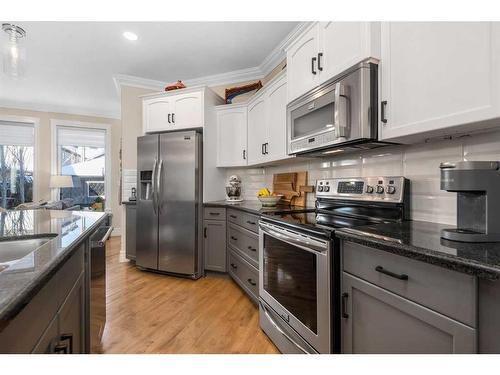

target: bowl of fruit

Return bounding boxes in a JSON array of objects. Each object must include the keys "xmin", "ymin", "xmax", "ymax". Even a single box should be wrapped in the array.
[{"xmin": 257, "ymin": 188, "xmax": 283, "ymax": 207}]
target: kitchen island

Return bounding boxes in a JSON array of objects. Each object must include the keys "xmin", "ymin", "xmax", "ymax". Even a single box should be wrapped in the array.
[{"xmin": 0, "ymin": 209, "xmax": 108, "ymax": 353}]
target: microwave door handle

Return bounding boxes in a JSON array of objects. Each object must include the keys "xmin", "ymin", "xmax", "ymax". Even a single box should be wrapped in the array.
[{"xmin": 334, "ymin": 82, "xmax": 350, "ymax": 138}]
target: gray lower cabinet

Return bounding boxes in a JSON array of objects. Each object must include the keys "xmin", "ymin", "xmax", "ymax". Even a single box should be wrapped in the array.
[
  {"xmin": 32, "ymin": 272, "xmax": 85, "ymax": 353},
  {"xmin": 125, "ymin": 204, "xmax": 137, "ymax": 260},
  {"xmin": 341, "ymin": 272, "xmax": 476, "ymax": 354},
  {"xmin": 204, "ymin": 219, "xmax": 227, "ymax": 272},
  {"xmin": 228, "ymin": 249, "xmax": 259, "ymax": 303}
]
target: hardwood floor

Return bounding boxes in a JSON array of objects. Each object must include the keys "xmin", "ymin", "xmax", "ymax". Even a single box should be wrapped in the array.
[{"xmin": 96, "ymin": 237, "xmax": 279, "ymax": 354}]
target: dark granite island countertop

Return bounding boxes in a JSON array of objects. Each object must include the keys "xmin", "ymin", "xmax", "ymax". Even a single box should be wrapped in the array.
[
  {"xmin": 204, "ymin": 200, "xmax": 314, "ymax": 215},
  {"xmin": 336, "ymin": 220, "xmax": 500, "ymax": 280},
  {"xmin": 0, "ymin": 209, "xmax": 107, "ymax": 325}
]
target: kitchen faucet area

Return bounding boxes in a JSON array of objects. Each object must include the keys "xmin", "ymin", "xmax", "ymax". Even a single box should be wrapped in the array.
[{"xmin": 2, "ymin": 1, "xmax": 500, "ymax": 373}]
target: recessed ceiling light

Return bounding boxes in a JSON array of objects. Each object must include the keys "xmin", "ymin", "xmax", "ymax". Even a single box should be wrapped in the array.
[{"xmin": 123, "ymin": 31, "xmax": 138, "ymax": 41}]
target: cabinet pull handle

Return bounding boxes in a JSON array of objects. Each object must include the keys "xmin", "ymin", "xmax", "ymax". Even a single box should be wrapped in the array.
[
  {"xmin": 204, "ymin": 227, "xmax": 207, "ymax": 238},
  {"xmin": 243, "ymin": 149, "xmax": 246, "ymax": 160},
  {"xmin": 317, "ymin": 52, "xmax": 323, "ymax": 71},
  {"xmin": 230, "ymin": 236, "xmax": 238, "ymax": 241},
  {"xmin": 261, "ymin": 143, "xmax": 265, "ymax": 155},
  {"xmin": 167, "ymin": 113, "xmax": 171, "ymax": 124},
  {"xmin": 54, "ymin": 343, "xmax": 69, "ymax": 354},
  {"xmin": 247, "ymin": 246, "xmax": 257, "ymax": 252},
  {"xmin": 60, "ymin": 333, "xmax": 73, "ymax": 354},
  {"xmin": 246, "ymin": 220, "xmax": 256, "ymax": 225},
  {"xmin": 247, "ymin": 278, "xmax": 257, "ymax": 286},
  {"xmin": 172, "ymin": 113, "xmax": 175, "ymax": 123},
  {"xmin": 311, "ymin": 57, "xmax": 317, "ymax": 75},
  {"xmin": 381, "ymin": 101, "xmax": 388, "ymax": 124},
  {"xmin": 375, "ymin": 265, "xmax": 408, "ymax": 280},
  {"xmin": 229, "ymin": 214, "xmax": 237, "ymax": 219},
  {"xmin": 209, "ymin": 212, "xmax": 220, "ymax": 216},
  {"xmin": 264, "ymin": 143, "xmax": 269, "ymax": 155},
  {"xmin": 230, "ymin": 263, "xmax": 237, "ymax": 269},
  {"xmin": 342, "ymin": 292, "xmax": 349, "ymax": 319}
]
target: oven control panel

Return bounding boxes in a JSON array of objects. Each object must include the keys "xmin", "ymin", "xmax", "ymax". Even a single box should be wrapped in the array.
[{"xmin": 316, "ymin": 177, "xmax": 407, "ymax": 203}]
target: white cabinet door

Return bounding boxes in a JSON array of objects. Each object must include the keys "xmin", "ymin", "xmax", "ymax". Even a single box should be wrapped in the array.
[
  {"xmin": 143, "ymin": 98, "xmax": 174, "ymax": 133},
  {"xmin": 265, "ymin": 75, "xmax": 288, "ymax": 162},
  {"xmin": 380, "ymin": 22, "xmax": 500, "ymax": 142},
  {"xmin": 172, "ymin": 91, "xmax": 203, "ymax": 130},
  {"xmin": 318, "ymin": 22, "xmax": 379, "ymax": 85},
  {"xmin": 247, "ymin": 96, "xmax": 267, "ymax": 165},
  {"xmin": 216, "ymin": 106, "xmax": 247, "ymax": 167},
  {"xmin": 286, "ymin": 24, "xmax": 319, "ymax": 103}
]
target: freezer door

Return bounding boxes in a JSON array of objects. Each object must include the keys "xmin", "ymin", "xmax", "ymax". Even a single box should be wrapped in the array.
[
  {"xmin": 136, "ymin": 135, "xmax": 159, "ymax": 270},
  {"xmin": 158, "ymin": 131, "xmax": 201, "ymax": 277}
]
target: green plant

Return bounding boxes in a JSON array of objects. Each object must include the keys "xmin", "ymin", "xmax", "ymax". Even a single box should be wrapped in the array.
[{"xmin": 94, "ymin": 196, "xmax": 104, "ymax": 203}]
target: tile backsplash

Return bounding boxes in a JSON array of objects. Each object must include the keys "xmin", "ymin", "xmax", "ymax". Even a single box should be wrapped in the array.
[
  {"xmin": 225, "ymin": 129, "xmax": 500, "ymax": 225},
  {"xmin": 122, "ymin": 169, "xmax": 137, "ymax": 202}
]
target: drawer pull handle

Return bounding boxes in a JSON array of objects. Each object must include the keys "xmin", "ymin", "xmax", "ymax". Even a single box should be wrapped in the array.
[
  {"xmin": 230, "ymin": 236, "xmax": 238, "ymax": 241},
  {"xmin": 209, "ymin": 212, "xmax": 220, "ymax": 216},
  {"xmin": 247, "ymin": 278, "xmax": 257, "ymax": 286},
  {"xmin": 342, "ymin": 293, "xmax": 349, "ymax": 319},
  {"xmin": 375, "ymin": 265, "xmax": 408, "ymax": 281},
  {"xmin": 230, "ymin": 263, "xmax": 237, "ymax": 269},
  {"xmin": 230, "ymin": 215, "xmax": 237, "ymax": 219},
  {"xmin": 246, "ymin": 220, "xmax": 257, "ymax": 225},
  {"xmin": 247, "ymin": 246, "xmax": 257, "ymax": 252}
]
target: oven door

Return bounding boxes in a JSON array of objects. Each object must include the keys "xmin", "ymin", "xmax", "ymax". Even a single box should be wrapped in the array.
[{"xmin": 259, "ymin": 221, "xmax": 331, "ymax": 353}]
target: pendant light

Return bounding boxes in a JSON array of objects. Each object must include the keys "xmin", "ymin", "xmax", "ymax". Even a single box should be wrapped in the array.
[{"xmin": 2, "ymin": 23, "xmax": 27, "ymax": 79}]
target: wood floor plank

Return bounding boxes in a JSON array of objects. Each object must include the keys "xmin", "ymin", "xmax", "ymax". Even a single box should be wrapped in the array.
[{"xmin": 97, "ymin": 237, "xmax": 279, "ymax": 354}]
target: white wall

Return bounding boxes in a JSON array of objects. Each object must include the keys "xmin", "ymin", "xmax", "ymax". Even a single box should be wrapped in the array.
[{"xmin": 226, "ymin": 129, "xmax": 500, "ymax": 225}]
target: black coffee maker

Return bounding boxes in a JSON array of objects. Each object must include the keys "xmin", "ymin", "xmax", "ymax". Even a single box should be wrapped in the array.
[{"xmin": 440, "ymin": 161, "xmax": 500, "ymax": 242}]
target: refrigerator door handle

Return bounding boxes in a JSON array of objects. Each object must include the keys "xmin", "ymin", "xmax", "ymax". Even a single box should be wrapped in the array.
[
  {"xmin": 157, "ymin": 159, "xmax": 163, "ymax": 214},
  {"xmin": 152, "ymin": 158, "xmax": 158, "ymax": 214}
]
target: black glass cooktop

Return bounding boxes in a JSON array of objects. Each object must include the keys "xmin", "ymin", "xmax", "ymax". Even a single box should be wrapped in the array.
[{"xmin": 261, "ymin": 209, "xmax": 378, "ymax": 237}]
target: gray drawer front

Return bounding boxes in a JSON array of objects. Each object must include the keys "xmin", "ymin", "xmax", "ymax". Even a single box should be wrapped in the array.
[
  {"xmin": 204, "ymin": 207, "xmax": 226, "ymax": 220},
  {"xmin": 342, "ymin": 241, "xmax": 477, "ymax": 327},
  {"xmin": 228, "ymin": 249, "xmax": 259, "ymax": 302},
  {"xmin": 228, "ymin": 223, "xmax": 259, "ymax": 268},
  {"xmin": 227, "ymin": 209, "xmax": 259, "ymax": 234}
]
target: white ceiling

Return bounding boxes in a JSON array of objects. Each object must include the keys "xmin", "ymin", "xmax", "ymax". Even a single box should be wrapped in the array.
[{"xmin": 0, "ymin": 22, "xmax": 298, "ymax": 118}]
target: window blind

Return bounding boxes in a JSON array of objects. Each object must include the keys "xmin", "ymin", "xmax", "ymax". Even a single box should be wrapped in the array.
[
  {"xmin": 0, "ymin": 121, "xmax": 34, "ymax": 146},
  {"xmin": 57, "ymin": 126, "xmax": 105, "ymax": 148}
]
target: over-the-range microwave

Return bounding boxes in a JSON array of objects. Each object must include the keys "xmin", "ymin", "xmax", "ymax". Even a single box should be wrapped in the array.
[{"xmin": 287, "ymin": 60, "xmax": 394, "ymax": 156}]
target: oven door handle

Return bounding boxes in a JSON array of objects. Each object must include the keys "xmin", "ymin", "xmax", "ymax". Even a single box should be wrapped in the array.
[
  {"xmin": 259, "ymin": 222, "xmax": 328, "ymax": 254},
  {"xmin": 259, "ymin": 301, "xmax": 309, "ymax": 354}
]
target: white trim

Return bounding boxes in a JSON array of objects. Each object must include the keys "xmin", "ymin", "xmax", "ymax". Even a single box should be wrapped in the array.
[
  {"xmin": 113, "ymin": 22, "xmax": 312, "ymax": 93},
  {"xmin": 50, "ymin": 119, "xmax": 112, "ymax": 212},
  {"xmin": 0, "ymin": 99, "xmax": 120, "ymax": 120},
  {"xmin": 0, "ymin": 114, "xmax": 40, "ymax": 204}
]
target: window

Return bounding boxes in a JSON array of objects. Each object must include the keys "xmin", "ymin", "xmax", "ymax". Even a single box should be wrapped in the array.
[
  {"xmin": 56, "ymin": 126, "xmax": 107, "ymax": 208},
  {"xmin": 0, "ymin": 120, "xmax": 35, "ymax": 209}
]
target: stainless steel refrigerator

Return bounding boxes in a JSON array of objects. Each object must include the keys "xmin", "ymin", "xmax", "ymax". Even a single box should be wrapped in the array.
[{"xmin": 136, "ymin": 130, "xmax": 203, "ymax": 279}]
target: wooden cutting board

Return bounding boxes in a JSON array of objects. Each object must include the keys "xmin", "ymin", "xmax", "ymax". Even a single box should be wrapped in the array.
[{"xmin": 273, "ymin": 171, "xmax": 313, "ymax": 207}]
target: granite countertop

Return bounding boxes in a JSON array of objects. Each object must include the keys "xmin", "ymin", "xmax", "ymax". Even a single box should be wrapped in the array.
[
  {"xmin": 204, "ymin": 200, "xmax": 313, "ymax": 215},
  {"xmin": 0, "ymin": 210, "xmax": 108, "ymax": 324},
  {"xmin": 336, "ymin": 220, "xmax": 500, "ymax": 280}
]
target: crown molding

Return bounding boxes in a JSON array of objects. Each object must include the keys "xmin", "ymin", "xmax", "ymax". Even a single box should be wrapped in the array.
[
  {"xmin": 0, "ymin": 99, "xmax": 120, "ymax": 120},
  {"xmin": 113, "ymin": 22, "xmax": 312, "ymax": 93}
]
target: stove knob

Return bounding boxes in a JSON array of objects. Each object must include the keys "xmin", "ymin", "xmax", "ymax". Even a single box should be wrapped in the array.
[
  {"xmin": 324, "ymin": 186, "xmax": 330, "ymax": 192},
  {"xmin": 365, "ymin": 185, "xmax": 374, "ymax": 194},
  {"xmin": 317, "ymin": 185, "xmax": 324, "ymax": 192},
  {"xmin": 376, "ymin": 185, "xmax": 385, "ymax": 194},
  {"xmin": 386, "ymin": 185, "xmax": 396, "ymax": 194}
]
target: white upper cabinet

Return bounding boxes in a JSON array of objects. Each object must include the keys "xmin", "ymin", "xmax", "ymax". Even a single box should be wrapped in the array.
[
  {"xmin": 216, "ymin": 104, "xmax": 248, "ymax": 167},
  {"xmin": 286, "ymin": 22, "xmax": 380, "ymax": 103},
  {"xmin": 286, "ymin": 25, "xmax": 320, "ymax": 103},
  {"xmin": 379, "ymin": 22, "xmax": 500, "ymax": 143},
  {"xmin": 142, "ymin": 87, "xmax": 205, "ymax": 133},
  {"xmin": 247, "ymin": 95, "xmax": 267, "ymax": 165},
  {"xmin": 265, "ymin": 74, "xmax": 288, "ymax": 162}
]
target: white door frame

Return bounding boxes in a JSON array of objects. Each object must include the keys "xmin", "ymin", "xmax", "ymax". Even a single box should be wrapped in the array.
[
  {"xmin": 50, "ymin": 119, "xmax": 112, "ymax": 209},
  {"xmin": 0, "ymin": 114, "xmax": 40, "ymax": 204}
]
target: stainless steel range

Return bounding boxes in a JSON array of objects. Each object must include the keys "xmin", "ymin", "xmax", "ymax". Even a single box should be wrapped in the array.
[{"xmin": 258, "ymin": 176, "xmax": 409, "ymax": 354}]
